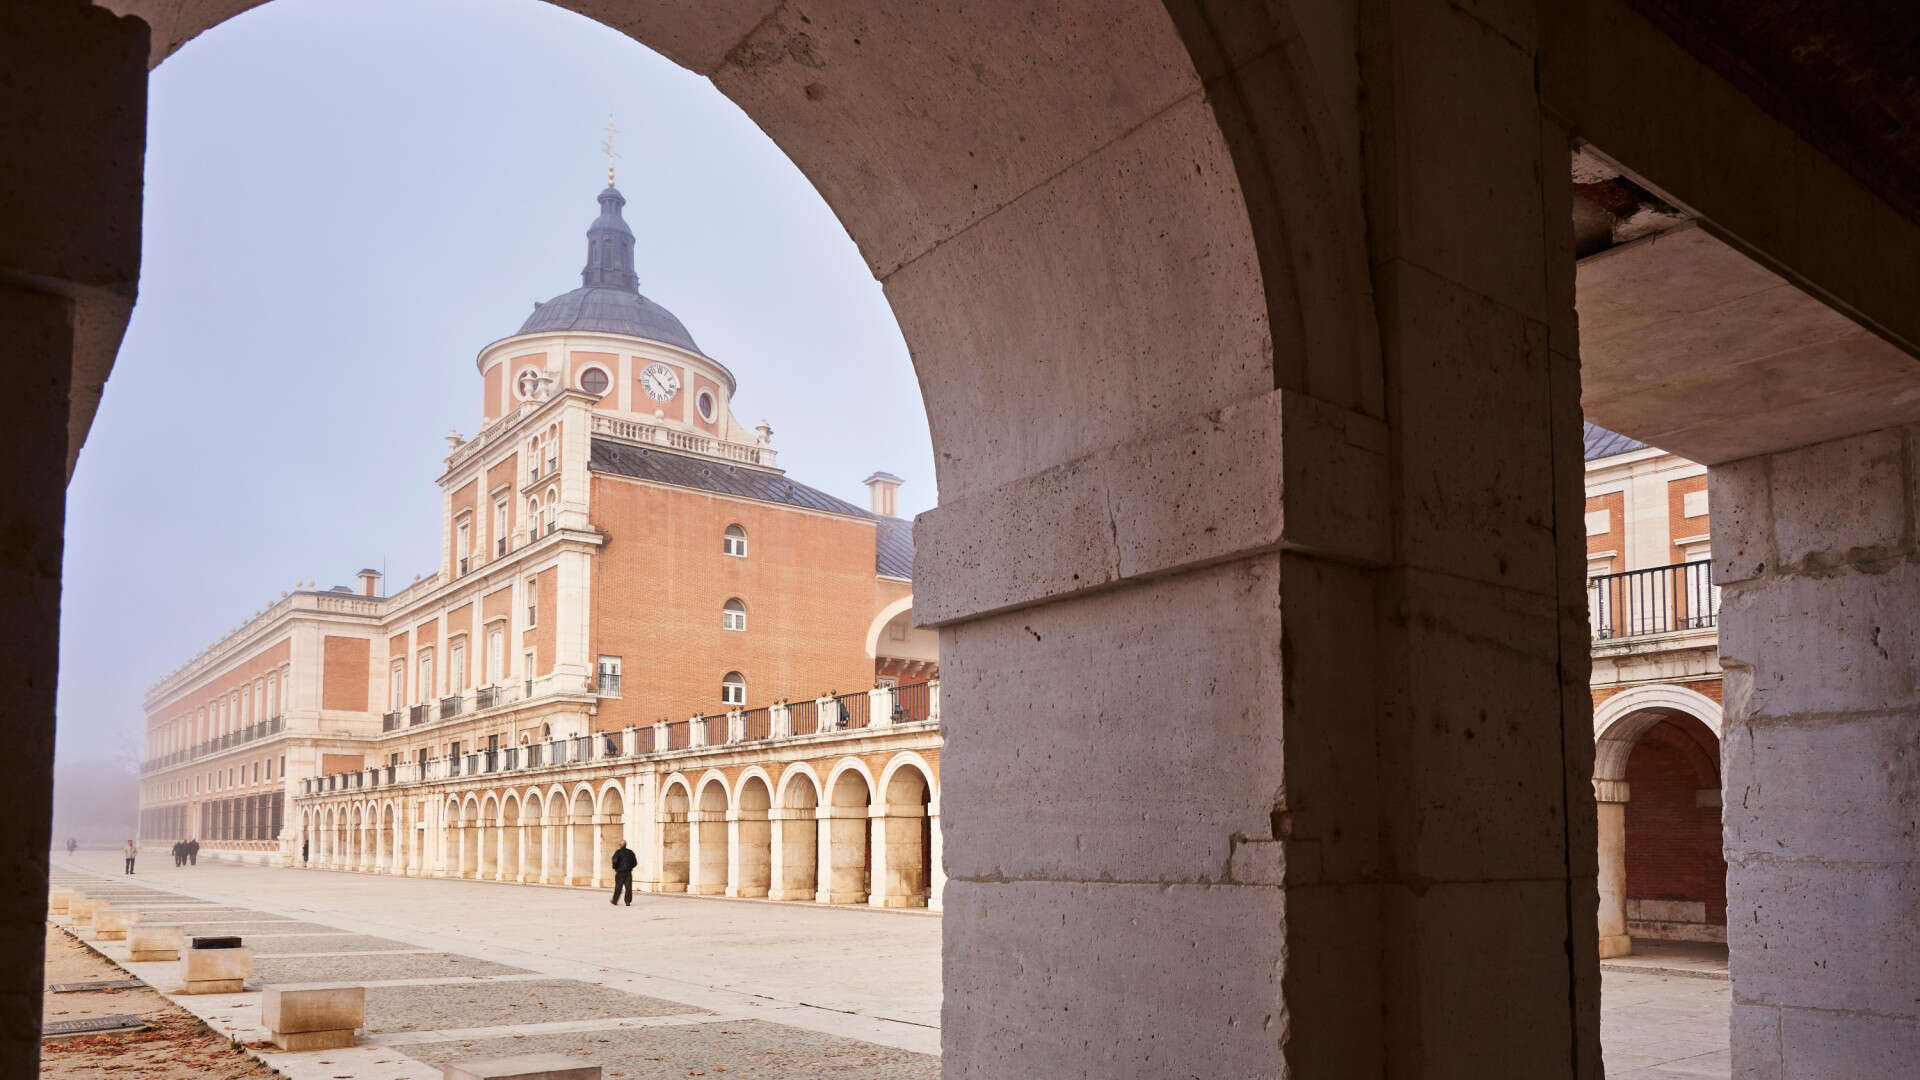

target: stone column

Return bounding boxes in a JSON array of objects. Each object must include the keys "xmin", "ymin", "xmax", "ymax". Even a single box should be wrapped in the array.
[
  {"xmin": 913, "ymin": 3, "xmax": 1595, "ymax": 1073},
  {"xmin": 928, "ymin": 809, "xmax": 944, "ymax": 912},
  {"xmin": 1593, "ymin": 781, "xmax": 1630, "ymax": 958},
  {"xmin": 540, "ymin": 819, "xmax": 557, "ymax": 883},
  {"xmin": 1714, "ymin": 427, "xmax": 1920, "ymax": 1072}
]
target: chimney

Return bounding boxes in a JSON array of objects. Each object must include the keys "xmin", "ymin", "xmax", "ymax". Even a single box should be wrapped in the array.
[
  {"xmin": 863, "ymin": 471, "xmax": 904, "ymax": 518},
  {"xmin": 357, "ymin": 568, "xmax": 383, "ymax": 597}
]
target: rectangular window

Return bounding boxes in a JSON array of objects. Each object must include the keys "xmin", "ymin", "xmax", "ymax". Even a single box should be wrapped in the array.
[
  {"xmin": 419, "ymin": 654, "xmax": 434, "ymax": 703},
  {"xmin": 494, "ymin": 500, "xmax": 509, "ymax": 557},
  {"xmin": 487, "ymin": 630, "xmax": 504, "ymax": 684},
  {"xmin": 390, "ymin": 663, "xmax": 405, "ymax": 710},
  {"xmin": 457, "ymin": 521, "xmax": 472, "ymax": 574},
  {"xmin": 266, "ymin": 758, "xmax": 273, "ymax": 781},
  {"xmin": 523, "ymin": 650, "xmax": 535, "ymax": 697},
  {"xmin": 449, "ymin": 643, "xmax": 466, "ymax": 693},
  {"xmin": 596, "ymin": 656, "xmax": 622, "ymax": 697},
  {"xmin": 525, "ymin": 578, "xmax": 538, "ymax": 627}
]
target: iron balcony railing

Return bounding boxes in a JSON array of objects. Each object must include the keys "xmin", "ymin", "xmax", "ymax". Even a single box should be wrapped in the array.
[
  {"xmin": 440, "ymin": 695, "xmax": 461, "ymax": 720},
  {"xmin": 1589, "ymin": 560, "xmax": 1718, "ymax": 641},
  {"xmin": 409, "ymin": 703, "xmax": 431, "ymax": 725},
  {"xmin": 476, "ymin": 686, "xmax": 500, "ymax": 710},
  {"xmin": 381, "ymin": 711, "xmax": 402, "ymax": 732}
]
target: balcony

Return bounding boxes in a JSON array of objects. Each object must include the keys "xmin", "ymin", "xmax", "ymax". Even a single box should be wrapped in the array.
[
  {"xmin": 1589, "ymin": 561, "xmax": 1718, "ymax": 641},
  {"xmin": 409, "ymin": 703, "xmax": 431, "ymax": 726},
  {"xmin": 496, "ymin": 537, "xmax": 507, "ymax": 557},
  {"xmin": 440, "ymin": 695, "xmax": 461, "ymax": 720},
  {"xmin": 381, "ymin": 711, "xmax": 402, "ymax": 732},
  {"xmin": 476, "ymin": 686, "xmax": 500, "ymax": 710}
]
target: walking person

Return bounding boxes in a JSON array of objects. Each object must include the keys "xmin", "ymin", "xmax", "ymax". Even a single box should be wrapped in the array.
[
  {"xmin": 609, "ymin": 840, "xmax": 637, "ymax": 906},
  {"xmin": 171, "ymin": 839, "xmax": 183, "ymax": 867},
  {"xmin": 301, "ymin": 837, "xmax": 309, "ymax": 865},
  {"xmin": 123, "ymin": 839, "xmax": 137, "ymax": 875},
  {"xmin": 187, "ymin": 838, "xmax": 199, "ymax": 866},
  {"xmin": 65, "ymin": 838, "xmax": 76, "ymax": 857}
]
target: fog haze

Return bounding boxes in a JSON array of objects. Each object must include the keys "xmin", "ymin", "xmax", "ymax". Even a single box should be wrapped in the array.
[{"xmin": 56, "ymin": 0, "xmax": 933, "ymax": 769}]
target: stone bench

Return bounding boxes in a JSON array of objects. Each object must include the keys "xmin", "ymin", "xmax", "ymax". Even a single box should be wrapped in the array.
[
  {"xmin": 92, "ymin": 909, "xmax": 140, "ymax": 940},
  {"xmin": 182, "ymin": 941, "xmax": 252, "ymax": 994},
  {"xmin": 261, "ymin": 984, "xmax": 363, "ymax": 1051},
  {"xmin": 128, "ymin": 924, "xmax": 184, "ymax": 962},
  {"xmin": 48, "ymin": 890, "xmax": 75, "ymax": 914},
  {"xmin": 68, "ymin": 899, "xmax": 106, "ymax": 927},
  {"xmin": 443, "ymin": 1054, "xmax": 602, "ymax": 1080}
]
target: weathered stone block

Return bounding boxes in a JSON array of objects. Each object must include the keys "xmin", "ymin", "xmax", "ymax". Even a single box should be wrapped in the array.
[
  {"xmin": 261, "ymin": 983, "xmax": 363, "ymax": 1052},
  {"xmin": 1767, "ymin": 428, "xmax": 1905, "ymax": 567},
  {"xmin": 68, "ymin": 899, "xmax": 105, "ymax": 927},
  {"xmin": 1728, "ymin": 859, "xmax": 1920, "ymax": 1018},
  {"xmin": 1708, "ymin": 455, "xmax": 1772, "ymax": 584},
  {"xmin": 47, "ymin": 890, "xmax": 73, "ymax": 914},
  {"xmin": 91, "ymin": 909, "xmax": 138, "ymax": 939},
  {"xmin": 1723, "ymin": 714, "xmax": 1920, "ymax": 863},
  {"xmin": 1718, "ymin": 561, "xmax": 1920, "ymax": 718},
  {"xmin": 127, "ymin": 923, "xmax": 183, "ymax": 961},
  {"xmin": 443, "ymin": 1053, "xmax": 602, "ymax": 1080},
  {"xmin": 182, "ymin": 945, "xmax": 252, "ymax": 994}
]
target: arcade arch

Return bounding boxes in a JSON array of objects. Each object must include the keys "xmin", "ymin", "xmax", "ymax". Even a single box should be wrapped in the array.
[{"xmin": 1592, "ymin": 685, "xmax": 1726, "ymax": 959}]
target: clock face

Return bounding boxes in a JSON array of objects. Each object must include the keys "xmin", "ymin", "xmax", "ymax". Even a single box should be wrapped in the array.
[{"xmin": 639, "ymin": 363, "xmax": 680, "ymax": 402}]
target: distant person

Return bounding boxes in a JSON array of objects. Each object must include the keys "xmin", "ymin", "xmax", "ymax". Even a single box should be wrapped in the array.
[
  {"xmin": 301, "ymin": 838, "xmax": 309, "ymax": 865},
  {"xmin": 186, "ymin": 838, "xmax": 199, "ymax": 866},
  {"xmin": 123, "ymin": 839, "xmax": 137, "ymax": 875},
  {"xmin": 171, "ymin": 840, "xmax": 184, "ymax": 867},
  {"xmin": 65, "ymin": 838, "xmax": 76, "ymax": 857},
  {"xmin": 609, "ymin": 840, "xmax": 637, "ymax": 906}
]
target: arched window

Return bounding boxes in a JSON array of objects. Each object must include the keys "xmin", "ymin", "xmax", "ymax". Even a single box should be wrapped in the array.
[
  {"xmin": 544, "ymin": 486, "xmax": 558, "ymax": 534},
  {"xmin": 527, "ymin": 497, "xmax": 542, "ymax": 541},
  {"xmin": 721, "ymin": 672, "xmax": 745, "ymax": 706},
  {"xmin": 723, "ymin": 524, "xmax": 747, "ymax": 557},
  {"xmin": 722, "ymin": 598, "xmax": 746, "ymax": 632}
]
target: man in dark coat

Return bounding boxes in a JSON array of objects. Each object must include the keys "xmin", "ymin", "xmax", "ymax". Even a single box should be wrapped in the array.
[
  {"xmin": 609, "ymin": 840, "xmax": 637, "ymax": 906},
  {"xmin": 171, "ymin": 840, "xmax": 184, "ymax": 867},
  {"xmin": 187, "ymin": 838, "xmax": 199, "ymax": 865}
]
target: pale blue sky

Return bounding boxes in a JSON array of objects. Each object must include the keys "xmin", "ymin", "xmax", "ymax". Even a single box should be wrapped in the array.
[{"xmin": 57, "ymin": 0, "xmax": 931, "ymax": 762}]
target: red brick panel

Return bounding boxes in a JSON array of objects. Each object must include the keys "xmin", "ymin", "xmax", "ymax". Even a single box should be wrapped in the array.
[{"xmin": 1624, "ymin": 720, "xmax": 1726, "ymax": 924}]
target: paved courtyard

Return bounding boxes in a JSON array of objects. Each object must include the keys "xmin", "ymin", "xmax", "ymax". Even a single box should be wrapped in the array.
[{"xmin": 50, "ymin": 850, "xmax": 1725, "ymax": 1076}]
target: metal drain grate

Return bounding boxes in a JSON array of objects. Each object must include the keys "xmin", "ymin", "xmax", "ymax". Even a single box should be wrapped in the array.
[
  {"xmin": 49, "ymin": 980, "xmax": 145, "ymax": 993},
  {"xmin": 42, "ymin": 1015, "xmax": 148, "ymax": 1038}
]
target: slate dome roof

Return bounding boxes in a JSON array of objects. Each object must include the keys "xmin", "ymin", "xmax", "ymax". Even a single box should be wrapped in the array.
[
  {"xmin": 518, "ymin": 286, "xmax": 703, "ymax": 353},
  {"xmin": 517, "ymin": 183, "xmax": 705, "ymax": 355}
]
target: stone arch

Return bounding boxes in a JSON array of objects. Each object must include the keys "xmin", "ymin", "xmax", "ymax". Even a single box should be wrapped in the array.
[
  {"xmin": 1590, "ymin": 683, "xmax": 1727, "ymax": 962},
  {"xmin": 874, "ymin": 754, "xmax": 936, "ymax": 909},
  {"xmin": 1593, "ymin": 683, "xmax": 1725, "ymax": 782},
  {"xmin": 566, "ymin": 785, "xmax": 596, "ymax": 885},
  {"xmin": 690, "ymin": 772, "xmax": 732, "ymax": 895},
  {"xmin": 655, "ymin": 774, "xmax": 692, "ymax": 894},
  {"xmin": 521, "ymin": 788, "xmax": 547, "ymax": 883},
  {"xmin": 770, "ymin": 764, "xmax": 822, "ymax": 902},
  {"xmin": 377, "ymin": 801, "xmax": 395, "ymax": 874},
  {"xmin": 863, "ymin": 595, "xmax": 916, "ymax": 658},
  {"xmin": 822, "ymin": 760, "xmax": 876, "ymax": 905},
  {"xmin": 112, "ymin": 4, "xmax": 1385, "ymax": 1074},
  {"xmin": 498, "ymin": 790, "xmax": 522, "ymax": 881},
  {"xmin": 730, "ymin": 770, "xmax": 775, "ymax": 899},
  {"xmin": 478, "ymin": 793, "xmax": 500, "ymax": 878}
]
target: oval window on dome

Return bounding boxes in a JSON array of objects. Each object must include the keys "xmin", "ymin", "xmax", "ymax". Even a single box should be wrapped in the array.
[
  {"xmin": 579, "ymin": 367, "xmax": 609, "ymax": 396},
  {"xmin": 696, "ymin": 389, "xmax": 716, "ymax": 422}
]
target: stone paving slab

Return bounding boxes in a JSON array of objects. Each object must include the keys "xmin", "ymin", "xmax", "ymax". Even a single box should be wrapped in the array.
[
  {"xmin": 132, "ymin": 910, "xmax": 291, "ymax": 921},
  {"xmin": 363, "ymin": 979, "xmax": 701, "ymax": 1033},
  {"xmin": 397, "ymin": 1021, "xmax": 941, "ymax": 1079},
  {"xmin": 156, "ymin": 921, "xmax": 345, "ymax": 937},
  {"xmin": 245, "ymin": 934, "xmax": 418, "ymax": 955},
  {"xmin": 251, "ymin": 952, "xmax": 532, "ymax": 984}
]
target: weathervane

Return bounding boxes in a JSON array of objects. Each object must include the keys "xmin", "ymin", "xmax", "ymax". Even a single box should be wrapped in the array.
[{"xmin": 601, "ymin": 116, "xmax": 621, "ymax": 185}]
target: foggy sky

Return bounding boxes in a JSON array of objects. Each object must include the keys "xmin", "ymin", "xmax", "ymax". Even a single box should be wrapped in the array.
[{"xmin": 56, "ymin": 0, "xmax": 933, "ymax": 763}]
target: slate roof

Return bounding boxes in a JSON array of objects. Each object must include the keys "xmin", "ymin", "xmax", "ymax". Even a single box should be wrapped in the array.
[
  {"xmin": 589, "ymin": 438, "xmax": 915, "ymax": 579},
  {"xmin": 518, "ymin": 287, "xmax": 704, "ymax": 354},
  {"xmin": 1584, "ymin": 422, "xmax": 1648, "ymax": 461}
]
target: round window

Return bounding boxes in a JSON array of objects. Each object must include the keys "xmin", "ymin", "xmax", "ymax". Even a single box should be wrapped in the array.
[
  {"xmin": 696, "ymin": 389, "xmax": 716, "ymax": 422},
  {"xmin": 579, "ymin": 367, "xmax": 609, "ymax": 395}
]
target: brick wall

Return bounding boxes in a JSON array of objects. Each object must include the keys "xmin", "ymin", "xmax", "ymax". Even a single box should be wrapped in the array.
[
  {"xmin": 1624, "ymin": 718, "xmax": 1726, "ymax": 923},
  {"xmin": 320, "ymin": 635, "xmax": 370, "ymax": 712},
  {"xmin": 589, "ymin": 475, "xmax": 881, "ymax": 729}
]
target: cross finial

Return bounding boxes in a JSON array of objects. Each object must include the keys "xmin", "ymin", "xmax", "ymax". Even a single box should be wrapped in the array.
[{"xmin": 601, "ymin": 116, "xmax": 621, "ymax": 185}]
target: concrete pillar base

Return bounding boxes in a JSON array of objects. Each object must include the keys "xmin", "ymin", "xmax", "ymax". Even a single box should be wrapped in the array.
[{"xmin": 1598, "ymin": 934, "xmax": 1632, "ymax": 959}]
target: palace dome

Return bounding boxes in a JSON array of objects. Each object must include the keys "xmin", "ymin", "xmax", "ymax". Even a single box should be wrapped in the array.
[{"xmin": 517, "ymin": 184, "xmax": 704, "ymax": 355}]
